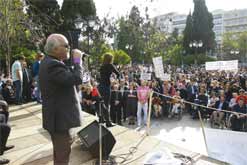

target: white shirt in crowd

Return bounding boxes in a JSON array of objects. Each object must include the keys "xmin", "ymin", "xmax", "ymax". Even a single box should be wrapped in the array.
[{"xmin": 11, "ymin": 60, "xmax": 23, "ymax": 82}]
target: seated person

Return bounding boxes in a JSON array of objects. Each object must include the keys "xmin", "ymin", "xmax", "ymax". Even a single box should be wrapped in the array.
[
  {"xmin": 81, "ymin": 84, "xmax": 97, "ymax": 115},
  {"xmin": 229, "ymin": 92, "xmax": 238, "ymax": 110},
  {"xmin": 1, "ymin": 80, "xmax": 15, "ymax": 104},
  {"xmin": 230, "ymin": 98, "xmax": 247, "ymax": 131},
  {"xmin": 169, "ymin": 91, "xmax": 184, "ymax": 118},
  {"xmin": 0, "ymin": 100, "xmax": 14, "ymax": 164},
  {"xmin": 0, "ymin": 95, "xmax": 9, "ymax": 123},
  {"xmin": 192, "ymin": 88, "xmax": 208, "ymax": 119},
  {"xmin": 211, "ymin": 95, "xmax": 229, "ymax": 127},
  {"xmin": 152, "ymin": 96, "xmax": 162, "ymax": 118},
  {"xmin": 207, "ymin": 92, "xmax": 219, "ymax": 116},
  {"xmin": 236, "ymin": 89, "xmax": 247, "ymax": 105}
]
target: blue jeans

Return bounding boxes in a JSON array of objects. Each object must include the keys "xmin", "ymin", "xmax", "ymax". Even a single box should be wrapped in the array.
[
  {"xmin": 13, "ymin": 80, "xmax": 22, "ymax": 104},
  {"xmin": 34, "ymin": 76, "xmax": 41, "ymax": 102}
]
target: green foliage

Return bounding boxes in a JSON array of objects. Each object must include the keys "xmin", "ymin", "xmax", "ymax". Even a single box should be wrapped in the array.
[
  {"xmin": 100, "ymin": 49, "xmax": 131, "ymax": 65},
  {"xmin": 11, "ymin": 47, "xmax": 36, "ymax": 64},
  {"xmin": 116, "ymin": 5, "xmax": 170, "ymax": 64},
  {"xmin": 116, "ymin": 6, "xmax": 145, "ymax": 63},
  {"xmin": 26, "ymin": 0, "xmax": 62, "ymax": 37},
  {"xmin": 165, "ymin": 44, "xmax": 184, "ymax": 65},
  {"xmin": 112, "ymin": 50, "xmax": 131, "ymax": 65},
  {"xmin": 192, "ymin": 0, "xmax": 215, "ymax": 52},
  {"xmin": 183, "ymin": 11, "xmax": 193, "ymax": 54},
  {"xmin": 222, "ymin": 32, "xmax": 247, "ymax": 62},
  {"xmin": 164, "ymin": 43, "xmax": 215, "ymax": 65},
  {"xmin": 183, "ymin": 0, "xmax": 215, "ymax": 55},
  {"xmin": 61, "ymin": 0, "xmax": 96, "ymax": 22},
  {"xmin": 0, "ymin": 0, "xmax": 31, "ymax": 72}
]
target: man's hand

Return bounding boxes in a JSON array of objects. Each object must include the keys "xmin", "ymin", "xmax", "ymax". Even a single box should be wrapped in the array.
[{"xmin": 72, "ymin": 49, "xmax": 83, "ymax": 65}]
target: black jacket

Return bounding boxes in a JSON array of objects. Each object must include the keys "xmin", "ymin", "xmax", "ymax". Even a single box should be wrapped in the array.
[
  {"xmin": 214, "ymin": 101, "xmax": 229, "ymax": 111},
  {"xmin": 110, "ymin": 90, "xmax": 122, "ymax": 107},
  {"xmin": 39, "ymin": 56, "xmax": 83, "ymax": 133}
]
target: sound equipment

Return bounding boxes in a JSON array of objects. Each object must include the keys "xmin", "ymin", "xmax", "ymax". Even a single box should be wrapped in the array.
[{"xmin": 77, "ymin": 120, "xmax": 116, "ymax": 159}]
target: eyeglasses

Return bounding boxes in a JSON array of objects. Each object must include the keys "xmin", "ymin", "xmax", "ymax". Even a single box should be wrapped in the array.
[{"xmin": 60, "ymin": 44, "xmax": 70, "ymax": 49}]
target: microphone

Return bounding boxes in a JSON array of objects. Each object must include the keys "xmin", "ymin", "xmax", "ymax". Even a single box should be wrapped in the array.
[{"xmin": 82, "ymin": 52, "xmax": 90, "ymax": 57}]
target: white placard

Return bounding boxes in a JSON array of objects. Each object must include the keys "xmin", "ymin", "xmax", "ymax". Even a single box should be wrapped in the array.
[
  {"xmin": 141, "ymin": 73, "xmax": 151, "ymax": 80},
  {"xmin": 152, "ymin": 57, "xmax": 165, "ymax": 78},
  {"xmin": 160, "ymin": 73, "xmax": 171, "ymax": 81},
  {"xmin": 206, "ymin": 60, "xmax": 238, "ymax": 71}
]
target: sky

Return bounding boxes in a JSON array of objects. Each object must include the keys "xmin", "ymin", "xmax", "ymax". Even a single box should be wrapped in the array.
[{"xmin": 57, "ymin": 0, "xmax": 247, "ymax": 18}]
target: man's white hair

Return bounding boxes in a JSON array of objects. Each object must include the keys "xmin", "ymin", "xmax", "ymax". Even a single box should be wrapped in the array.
[{"xmin": 44, "ymin": 34, "xmax": 67, "ymax": 55}]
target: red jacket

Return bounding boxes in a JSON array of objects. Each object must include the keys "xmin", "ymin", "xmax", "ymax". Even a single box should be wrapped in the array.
[{"xmin": 236, "ymin": 95, "xmax": 247, "ymax": 104}]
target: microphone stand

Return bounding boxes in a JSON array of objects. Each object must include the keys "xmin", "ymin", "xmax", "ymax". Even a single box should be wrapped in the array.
[{"xmin": 98, "ymin": 99, "xmax": 104, "ymax": 165}]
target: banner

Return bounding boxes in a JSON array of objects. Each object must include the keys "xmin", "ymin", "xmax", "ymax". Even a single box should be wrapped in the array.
[{"xmin": 206, "ymin": 60, "xmax": 238, "ymax": 71}]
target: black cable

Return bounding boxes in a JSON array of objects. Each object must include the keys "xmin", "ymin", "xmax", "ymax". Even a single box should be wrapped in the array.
[
  {"xmin": 111, "ymin": 135, "xmax": 147, "ymax": 164},
  {"xmin": 172, "ymin": 152, "xmax": 195, "ymax": 165}
]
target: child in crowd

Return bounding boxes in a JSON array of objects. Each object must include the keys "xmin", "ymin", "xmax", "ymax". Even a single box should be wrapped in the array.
[
  {"xmin": 126, "ymin": 82, "xmax": 138, "ymax": 125},
  {"xmin": 110, "ymin": 83, "xmax": 122, "ymax": 125}
]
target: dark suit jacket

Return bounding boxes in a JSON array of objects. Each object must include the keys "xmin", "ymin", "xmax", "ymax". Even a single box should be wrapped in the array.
[
  {"xmin": 214, "ymin": 101, "xmax": 229, "ymax": 111},
  {"xmin": 39, "ymin": 55, "xmax": 83, "ymax": 133},
  {"xmin": 110, "ymin": 90, "xmax": 122, "ymax": 108}
]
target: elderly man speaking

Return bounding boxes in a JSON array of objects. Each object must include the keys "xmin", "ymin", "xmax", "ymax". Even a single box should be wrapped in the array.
[{"xmin": 39, "ymin": 34, "xmax": 84, "ymax": 165}]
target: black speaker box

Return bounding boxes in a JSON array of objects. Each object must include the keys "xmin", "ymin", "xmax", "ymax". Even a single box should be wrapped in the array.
[{"xmin": 77, "ymin": 120, "xmax": 116, "ymax": 159}]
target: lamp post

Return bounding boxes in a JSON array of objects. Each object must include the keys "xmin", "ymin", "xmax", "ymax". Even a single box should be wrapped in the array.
[
  {"xmin": 125, "ymin": 44, "xmax": 133, "ymax": 60},
  {"xmin": 75, "ymin": 17, "xmax": 97, "ymax": 69},
  {"xmin": 141, "ymin": 51, "xmax": 146, "ymax": 65},
  {"xmin": 180, "ymin": 50, "xmax": 186, "ymax": 68},
  {"xmin": 230, "ymin": 50, "xmax": 240, "ymax": 57},
  {"xmin": 189, "ymin": 40, "xmax": 203, "ymax": 65}
]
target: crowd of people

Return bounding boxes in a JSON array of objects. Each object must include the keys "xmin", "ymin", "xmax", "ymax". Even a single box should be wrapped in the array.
[
  {"xmin": 81, "ymin": 64, "xmax": 247, "ymax": 132},
  {"xmin": 0, "ymin": 33, "xmax": 247, "ymax": 164},
  {"xmin": 0, "ymin": 53, "xmax": 43, "ymax": 164},
  {"xmin": 0, "ymin": 53, "xmax": 44, "ymax": 105},
  {"xmin": 1, "ymin": 53, "xmax": 246, "ymax": 133}
]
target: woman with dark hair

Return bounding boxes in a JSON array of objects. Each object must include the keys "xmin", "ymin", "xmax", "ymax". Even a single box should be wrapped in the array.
[{"xmin": 98, "ymin": 53, "xmax": 120, "ymax": 127}]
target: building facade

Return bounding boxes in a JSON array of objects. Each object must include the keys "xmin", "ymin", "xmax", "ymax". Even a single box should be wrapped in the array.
[
  {"xmin": 224, "ymin": 9, "xmax": 247, "ymax": 34},
  {"xmin": 153, "ymin": 12, "xmax": 187, "ymax": 35},
  {"xmin": 154, "ymin": 9, "xmax": 247, "ymax": 45}
]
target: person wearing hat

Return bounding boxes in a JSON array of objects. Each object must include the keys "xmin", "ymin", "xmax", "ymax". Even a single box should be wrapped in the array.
[{"xmin": 81, "ymin": 83, "xmax": 97, "ymax": 115}]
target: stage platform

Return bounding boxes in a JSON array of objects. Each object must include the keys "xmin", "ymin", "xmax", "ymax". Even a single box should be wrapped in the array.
[{"xmin": 1, "ymin": 102, "xmax": 228, "ymax": 165}]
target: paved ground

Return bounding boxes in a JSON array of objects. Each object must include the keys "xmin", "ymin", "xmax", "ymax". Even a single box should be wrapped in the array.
[
  {"xmin": 1, "ymin": 103, "xmax": 227, "ymax": 165},
  {"xmin": 122, "ymin": 114, "xmax": 210, "ymax": 155}
]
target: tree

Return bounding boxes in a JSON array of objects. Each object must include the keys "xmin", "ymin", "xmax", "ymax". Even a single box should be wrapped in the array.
[
  {"xmin": 222, "ymin": 32, "xmax": 247, "ymax": 62},
  {"xmin": 61, "ymin": 0, "xmax": 96, "ymax": 49},
  {"xmin": 0, "ymin": 0, "xmax": 27, "ymax": 74},
  {"xmin": 25, "ymin": 0, "xmax": 62, "ymax": 37},
  {"xmin": 116, "ymin": 6, "xmax": 145, "ymax": 63},
  {"xmin": 165, "ymin": 44, "xmax": 184, "ymax": 66},
  {"xmin": 192, "ymin": 0, "xmax": 215, "ymax": 53},
  {"xmin": 183, "ymin": 11, "xmax": 193, "ymax": 54},
  {"xmin": 112, "ymin": 50, "xmax": 131, "ymax": 65},
  {"xmin": 100, "ymin": 50, "xmax": 131, "ymax": 65}
]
